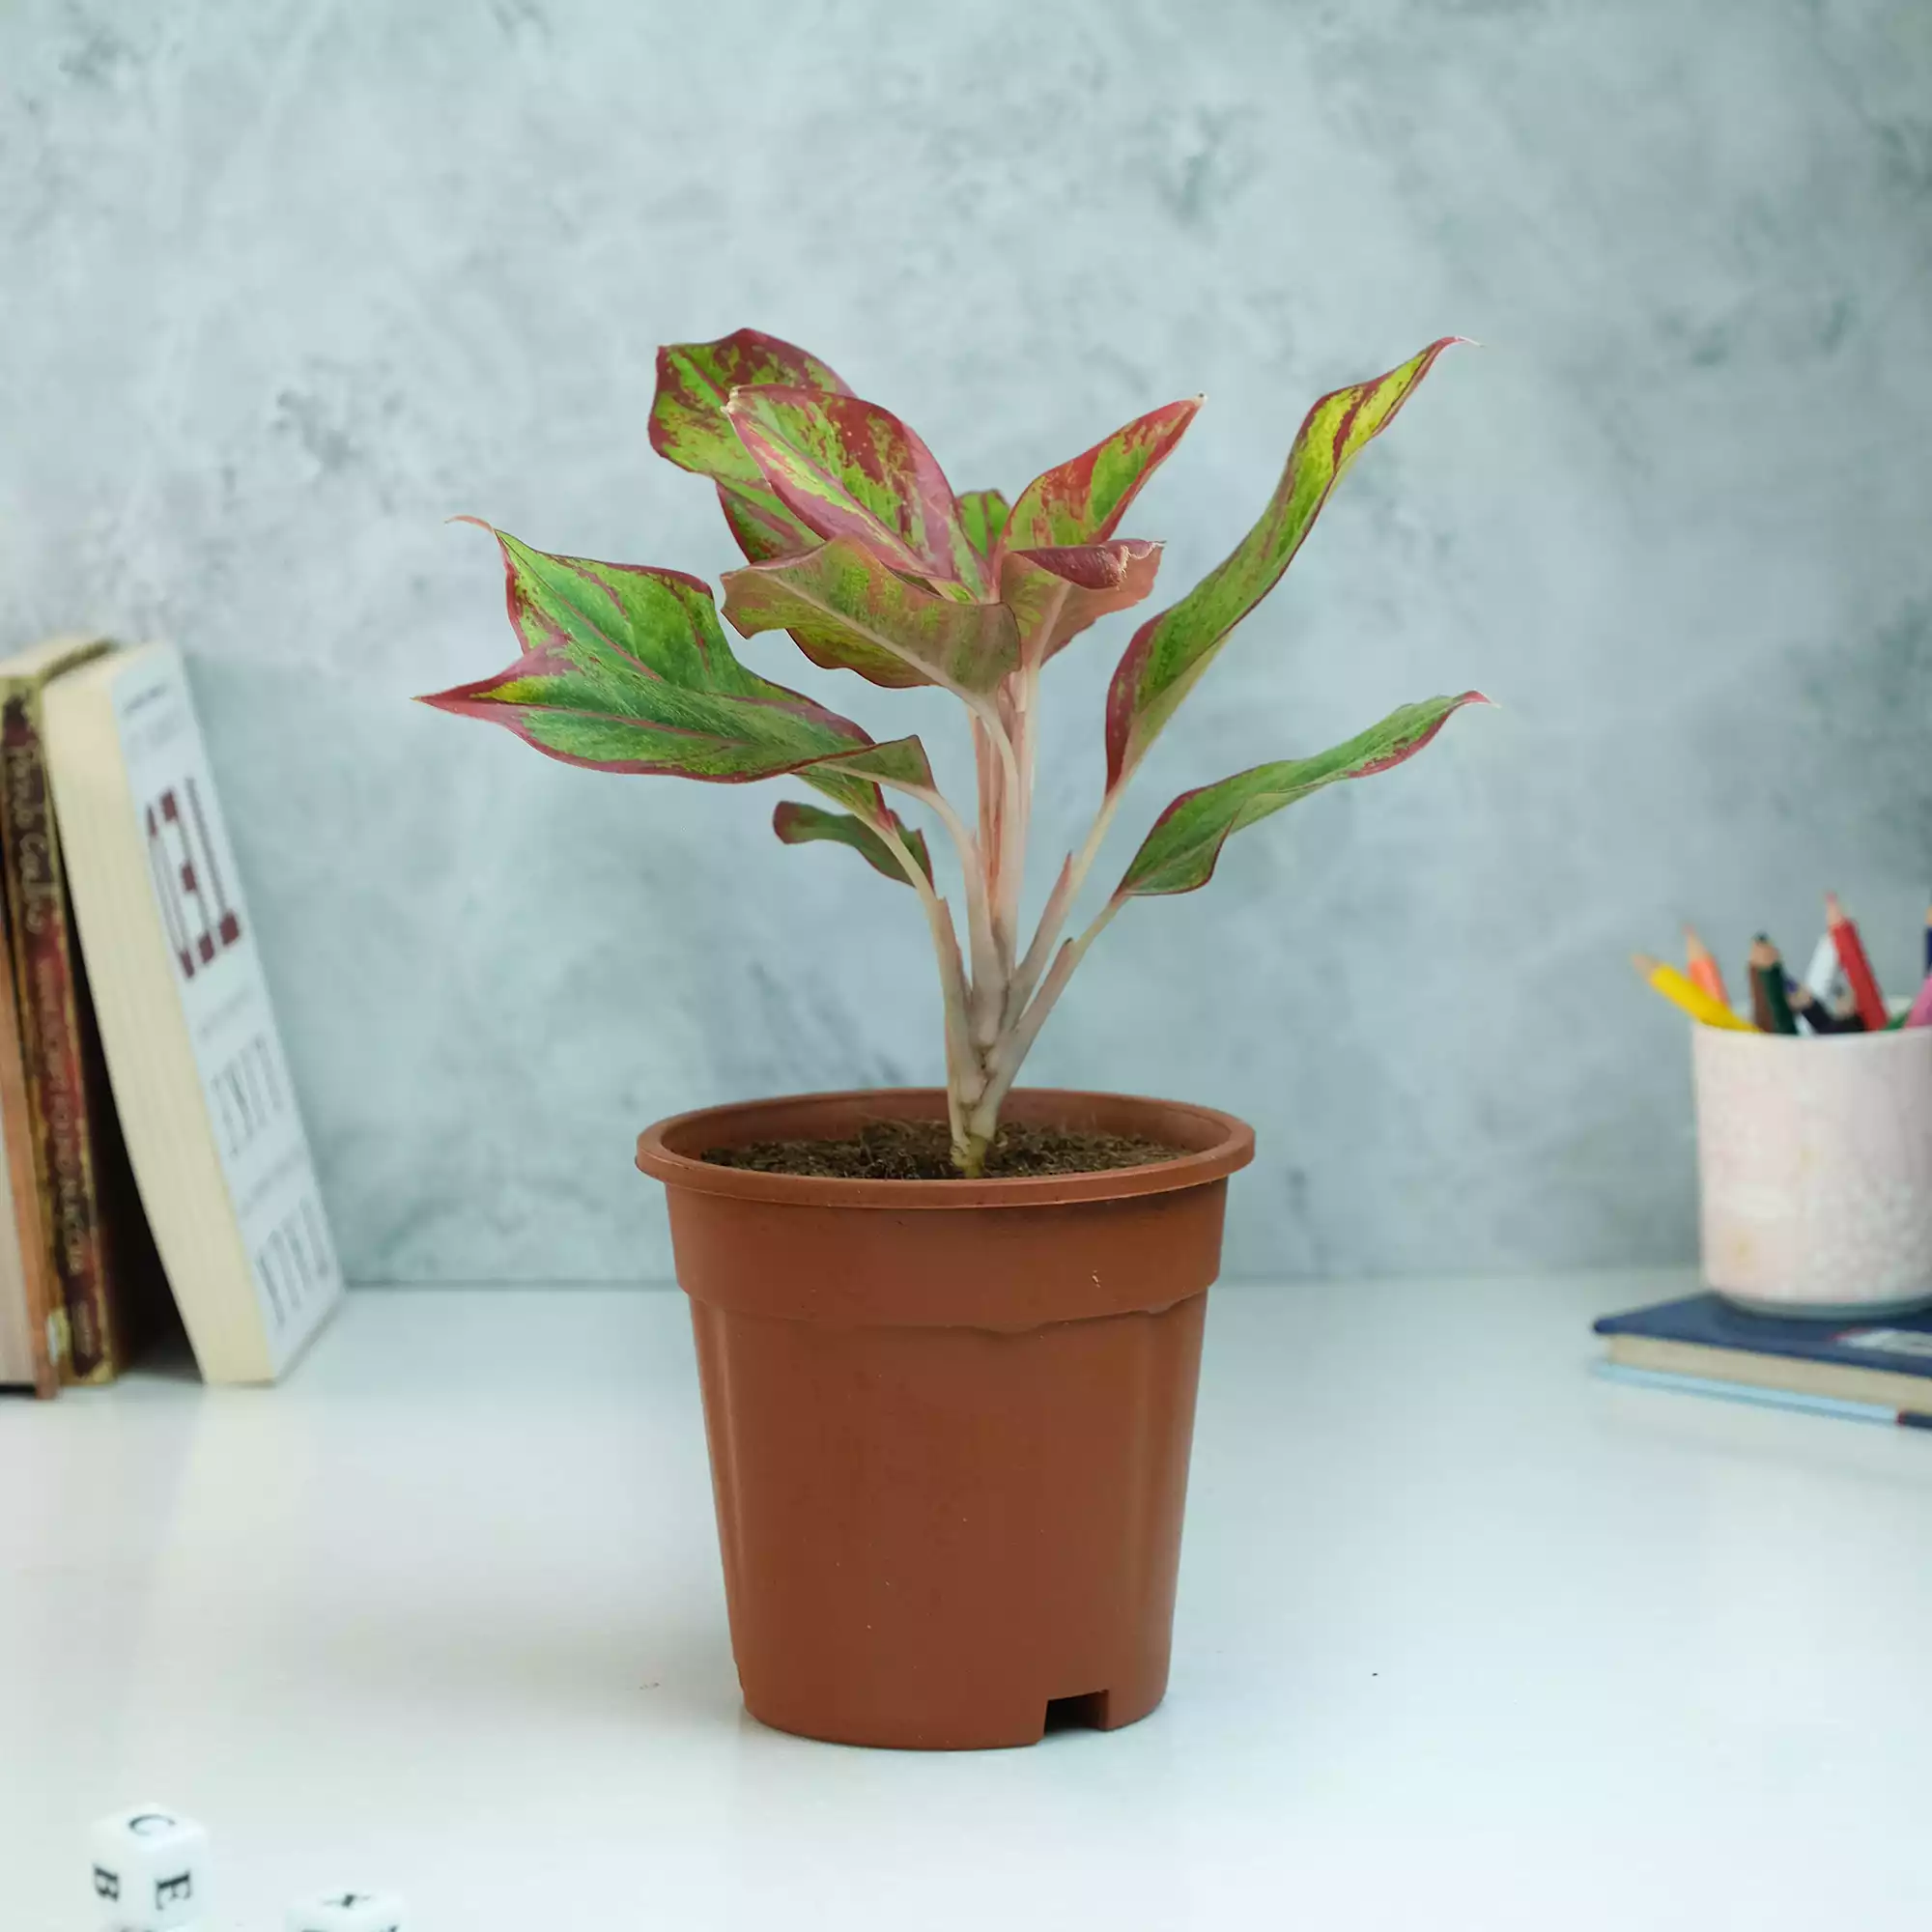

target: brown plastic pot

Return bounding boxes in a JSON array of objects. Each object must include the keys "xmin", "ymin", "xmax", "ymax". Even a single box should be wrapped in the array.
[{"xmin": 635, "ymin": 1085, "xmax": 1254, "ymax": 1750}]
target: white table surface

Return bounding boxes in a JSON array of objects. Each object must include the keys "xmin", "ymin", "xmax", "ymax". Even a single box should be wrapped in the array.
[{"xmin": 6, "ymin": 1271, "xmax": 1931, "ymax": 1930}]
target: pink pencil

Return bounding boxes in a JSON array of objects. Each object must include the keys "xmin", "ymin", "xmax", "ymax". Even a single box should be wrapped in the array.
[{"xmin": 1906, "ymin": 968, "xmax": 1932, "ymax": 1030}]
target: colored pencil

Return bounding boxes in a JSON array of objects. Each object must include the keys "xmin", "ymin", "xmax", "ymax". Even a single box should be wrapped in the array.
[
  {"xmin": 1787, "ymin": 980, "xmax": 1845, "ymax": 1035},
  {"xmin": 1826, "ymin": 893, "xmax": 1889, "ymax": 1031},
  {"xmin": 1748, "ymin": 937, "xmax": 1797, "ymax": 1034},
  {"xmin": 1906, "ymin": 968, "xmax": 1932, "ymax": 1030},
  {"xmin": 1924, "ymin": 897, "xmax": 1931, "ymax": 978},
  {"xmin": 1683, "ymin": 925, "xmax": 1728, "ymax": 1007},
  {"xmin": 1749, "ymin": 949, "xmax": 1776, "ymax": 1032},
  {"xmin": 1804, "ymin": 930, "xmax": 1845, "ymax": 1003},
  {"xmin": 1631, "ymin": 954, "xmax": 1756, "ymax": 1031}
]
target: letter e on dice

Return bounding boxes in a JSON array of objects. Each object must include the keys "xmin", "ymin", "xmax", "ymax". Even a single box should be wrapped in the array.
[
  {"xmin": 286, "ymin": 1889, "xmax": 407, "ymax": 1932},
  {"xmin": 88, "ymin": 1805, "xmax": 209, "ymax": 1930}
]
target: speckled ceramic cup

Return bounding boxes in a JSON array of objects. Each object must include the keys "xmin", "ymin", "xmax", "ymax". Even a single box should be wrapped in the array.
[{"xmin": 1691, "ymin": 1023, "xmax": 1932, "ymax": 1318}]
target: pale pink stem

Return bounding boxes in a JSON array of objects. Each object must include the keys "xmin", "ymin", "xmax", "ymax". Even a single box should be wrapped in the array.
[
  {"xmin": 876, "ymin": 818, "xmax": 978, "ymax": 1148},
  {"xmin": 970, "ymin": 895, "xmax": 1124, "ymax": 1142},
  {"xmin": 973, "ymin": 713, "xmax": 1003, "ymax": 951},
  {"xmin": 992, "ymin": 668, "xmax": 1037, "ymax": 972},
  {"xmin": 883, "ymin": 777, "xmax": 1005, "ymax": 1056},
  {"xmin": 1006, "ymin": 782, "xmax": 1124, "ymax": 1024}
]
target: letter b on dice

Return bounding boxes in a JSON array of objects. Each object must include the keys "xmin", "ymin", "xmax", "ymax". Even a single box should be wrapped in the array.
[
  {"xmin": 286, "ymin": 1890, "xmax": 407, "ymax": 1932},
  {"xmin": 89, "ymin": 1806, "xmax": 209, "ymax": 1930}
]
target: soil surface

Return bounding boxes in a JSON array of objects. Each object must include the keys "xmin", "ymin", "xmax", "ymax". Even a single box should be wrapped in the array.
[{"xmin": 700, "ymin": 1118, "xmax": 1184, "ymax": 1180}]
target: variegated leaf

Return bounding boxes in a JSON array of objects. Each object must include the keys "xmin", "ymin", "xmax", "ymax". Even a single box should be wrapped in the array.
[
  {"xmin": 957, "ymin": 488, "xmax": 1010, "ymax": 560},
  {"xmin": 1104, "ymin": 341, "xmax": 1463, "ymax": 789},
  {"xmin": 715, "ymin": 480, "xmax": 822, "ymax": 563},
  {"xmin": 724, "ymin": 386, "xmax": 983, "ymax": 592},
  {"xmin": 999, "ymin": 540, "xmax": 1162, "ymax": 668},
  {"xmin": 722, "ymin": 538, "xmax": 1019, "ymax": 695},
  {"xmin": 773, "ymin": 799, "xmax": 932, "ymax": 885},
  {"xmin": 796, "ymin": 732, "xmax": 936, "ymax": 799},
  {"xmin": 418, "ymin": 525, "xmax": 934, "ymax": 789},
  {"xmin": 650, "ymin": 329, "xmax": 851, "ymax": 490},
  {"xmin": 1002, "ymin": 398, "xmax": 1200, "ymax": 552},
  {"xmin": 1115, "ymin": 693, "xmax": 1485, "ymax": 898}
]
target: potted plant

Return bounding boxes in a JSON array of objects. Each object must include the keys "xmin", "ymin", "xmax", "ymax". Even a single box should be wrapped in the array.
[{"xmin": 421, "ymin": 328, "xmax": 1484, "ymax": 1749}]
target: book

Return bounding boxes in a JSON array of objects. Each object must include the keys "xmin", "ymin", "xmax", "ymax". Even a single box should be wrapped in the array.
[
  {"xmin": 43, "ymin": 641, "xmax": 341, "ymax": 1383},
  {"xmin": 1594, "ymin": 1361, "xmax": 1932, "ymax": 1430},
  {"xmin": 0, "ymin": 634, "xmax": 165, "ymax": 1383},
  {"xmin": 0, "ymin": 871, "xmax": 59, "ymax": 1393},
  {"xmin": 1594, "ymin": 1291, "xmax": 1932, "ymax": 1420}
]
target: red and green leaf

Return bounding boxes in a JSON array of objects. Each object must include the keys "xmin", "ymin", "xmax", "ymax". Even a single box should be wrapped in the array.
[
  {"xmin": 1103, "ymin": 340, "xmax": 1463, "ymax": 790},
  {"xmin": 957, "ymin": 488, "xmax": 1010, "ymax": 560},
  {"xmin": 773, "ymin": 799, "xmax": 932, "ymax": 886},
  {"xmin": 652, "ymin": 331, "xmax": 853, "ymax": 563},
  {"xmin": 1002, "ymin": 398, "xmax": 1200, "ymax": 552},
  {"xmin": 650, "ymin": 329, "xmax": 851, "ymax": 490},
  {"xmin": 417, "ymin": 524, "xmax": 932, "ymax": 790},
  {"xmin": 999, "ymin": 540, "xmax": 1162, "ymax": 668},
  {"xmin": 724, "ymin": 387, "xmax": 982, "ymax": 591},
  {"xmin": 722, "ymin": 539, "xmax": 1019, "ymax": 695},
  {"xmin": 715, "ymin": 481, "xmax": 821, "ymax": 563},
  {"xmin": 1115, "ymin": 693, "xmax": 1486, "ymax": 898}
]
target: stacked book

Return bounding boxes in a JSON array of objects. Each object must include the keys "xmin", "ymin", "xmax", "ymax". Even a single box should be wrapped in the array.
[
  {"xmin": 1595, "ymin": 1292, "xmax": 1932, "ymax": 1429},
  {"xmin": 0, "ymin": 637, "xmax": 338, "ymax": 1396}
]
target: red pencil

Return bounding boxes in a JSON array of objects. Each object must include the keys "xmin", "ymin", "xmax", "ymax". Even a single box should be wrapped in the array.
[{"xmin": 1826, "ymin": 893, "xmax": 1889, "ymax": 1031}]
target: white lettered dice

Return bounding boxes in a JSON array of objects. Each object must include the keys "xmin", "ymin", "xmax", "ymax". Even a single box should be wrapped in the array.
[
  {"xmin": 286, "ymin": 1889, "xmax": 408, "ymax": 1932},
  {"xmin": 88, "ymin": 1805, "xmax": 209, "ymax": 1930}
]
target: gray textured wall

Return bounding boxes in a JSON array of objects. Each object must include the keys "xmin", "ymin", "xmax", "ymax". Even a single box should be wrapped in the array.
[{"xmin": 4, "ymin": 0, "xmax": 1929, "ymax": 1284}]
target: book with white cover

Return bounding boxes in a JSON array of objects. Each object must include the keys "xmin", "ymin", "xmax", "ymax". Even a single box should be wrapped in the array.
[{"xmin": 43, "ymin": 642, "xmax": 339, "ymax": 1382}]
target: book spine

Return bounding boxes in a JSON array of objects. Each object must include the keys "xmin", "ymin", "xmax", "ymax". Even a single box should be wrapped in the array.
[
  {"xmin": 0, "ymin": 894, "xmax": 61, "ymax": 1396},
  {"xmin": 0, "ymin": 687, "xmax": 118, "ymax": 1383}
]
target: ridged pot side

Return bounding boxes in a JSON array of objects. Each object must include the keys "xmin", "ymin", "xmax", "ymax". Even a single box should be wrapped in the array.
[{"xmin": 637, "ymin": 1088, "xmax": 1255, "ymax": 1750}]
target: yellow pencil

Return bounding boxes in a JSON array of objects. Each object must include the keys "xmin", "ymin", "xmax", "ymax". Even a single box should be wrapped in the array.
[{"xmin": 1631, "ymin": 953, "xmax": 1758, "ymax": 1032}]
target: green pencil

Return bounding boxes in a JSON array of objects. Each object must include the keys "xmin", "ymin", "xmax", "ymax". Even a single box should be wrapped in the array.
[{"xmin": 1750, "ymin": 935, "xmax": 1798, "ymax": 1035}]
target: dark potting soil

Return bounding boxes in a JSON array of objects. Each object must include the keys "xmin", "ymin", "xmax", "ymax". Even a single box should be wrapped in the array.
[{"xmin": 700, "ymin": 1118, "xmax": 1184, "ymax": 1180}]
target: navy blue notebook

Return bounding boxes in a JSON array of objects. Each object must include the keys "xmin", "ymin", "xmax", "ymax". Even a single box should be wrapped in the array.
[{"xmin": 1594, "ymin": 1293, "xmax": 1932, "ymax": 1379}]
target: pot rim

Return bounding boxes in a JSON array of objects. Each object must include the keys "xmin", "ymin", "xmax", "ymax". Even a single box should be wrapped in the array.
[{"xmin": 636, "ymin": 1085, "xmax": 1255, "ymax": 1211}]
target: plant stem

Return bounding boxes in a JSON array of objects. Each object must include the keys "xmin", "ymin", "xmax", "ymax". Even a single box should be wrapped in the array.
[
  {"xmin": 972, "ymin": 714, "xmax": 1003, "ymax": 959},
  {"xmin": 882, "ymin": 776, "xmax": 1004, "ymax": 1049},
  {"xmin": 992, "ymin": 668, "xmax": 1037, "ymax": 973},
  {"xmin": 876, "ymin": 817, "xmax": 977, "ymax": 1153},
  {"xmin": 962, "ymin": 692, "xmax": 1022, "ymax": 807},
  {"xmin": 909, "ymin": 610, "xmax": 1137, "ymax": 1174},
  {"xmin": 965, "ymin": 894, "xmax": 1123, "ymax": 1150},
  {"xmin": 1006, "ymin": 781, "xmax": 1123, "ymax": 1024}
]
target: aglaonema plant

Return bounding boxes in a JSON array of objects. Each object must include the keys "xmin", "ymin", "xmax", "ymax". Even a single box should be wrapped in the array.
[{"xmin": 421, "ymin": 329, "xmax": 1486, "ymax": 1177}]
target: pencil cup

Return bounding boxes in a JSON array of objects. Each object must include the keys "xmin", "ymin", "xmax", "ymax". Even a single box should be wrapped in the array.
[{"xmin": 1691, "ymin": 1023, "xmax": 1932, "ymax": 1318}]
